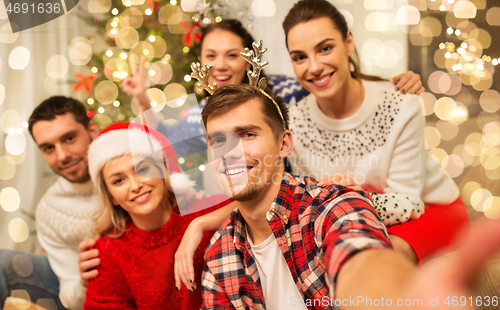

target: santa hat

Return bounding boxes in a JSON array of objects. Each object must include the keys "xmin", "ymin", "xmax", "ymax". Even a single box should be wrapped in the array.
[{"xmin": 88, "ymin": 122, "xmax": 195, "ymax": 197}]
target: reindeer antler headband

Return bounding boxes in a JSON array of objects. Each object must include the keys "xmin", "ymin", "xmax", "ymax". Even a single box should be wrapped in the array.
[{"xmin": 190, "ymin": 39, "xmax": 286, "ymax": 130}]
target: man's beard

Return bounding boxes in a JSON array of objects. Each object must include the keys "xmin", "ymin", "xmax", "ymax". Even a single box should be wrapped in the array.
[{"xmin": 231, "ymin": 180, "xmax": 260, "ymax": 202}]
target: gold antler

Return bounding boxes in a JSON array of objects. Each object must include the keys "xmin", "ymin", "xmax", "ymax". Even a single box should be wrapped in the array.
[
  {"xmin": 190, "ymin": 62, "xmax": 218, "ymax": 95},
  {"xmin": 241, "ymin": 40, "xmax": 269, "ymax": 90}
]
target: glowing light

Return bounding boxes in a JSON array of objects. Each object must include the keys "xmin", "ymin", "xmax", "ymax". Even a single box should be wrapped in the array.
[
  {"xmin": 111, "ymin": 21, "xmax": 118, "ymax": 27},
  {"xmin": 477, "ymin": 64, "xmax": 484, "ymax": 71},
  {"xmin": 484, "ymin": 197, "xmax": 500, "ymax": 219},
  {"xmin": 149, "ymin": 70, "xmax": 156, "ymax": 76},
  {"xmin": 445, "ymin": 52, "xmax": 451, "ymax": 59},
  {"xmin": 112, "ymin": 8, "xmax": 118, "ymax": 15},
  {"xmin": 91, "ymin": 67, "xmax": 98, "ymax": 73},
  {"xmin": 98, "ymin": 107, "xmax": 105, "ymax": 114},
  {"xmin": 46, "ymin": 55, "xmax": 69, "ymax": 79},
  {"xmin": 396, "ymin": 5, "xmax": 420, "ymax": 25},
  {"xmin": 124, "ymin": 0, "xmax": 131, "ymax": 7},
  {"xmin": 251, "ymin": 0, "xmax": 277, "ymax": 17},
  {"xmin": 182, "ymin": 46, "xmax": 190, "ymax": 53},
  {"xmin": 5, "ymin": 132, "xmax": 26, "ymax": 155},
  {"xmin": 0, "ymin": 187, "xmax": 20, "ymax": 212},
  {"xmin": 215, "ymin": 16, "xmax": 222, "ymax": 23},
  {"xmin": 439, "ymin": 5, "xmax": 445, "ymax": 11},
  {"xmin": 8, "ymin": 47, "xmax": 30, "ymax": 70},
  {"xmin": 149, "ymin": 35, "xmax": 156, "ymax": 42},
  {"xmin": 143, "ymin": 49, "xmax": 150, "ymax": 56},
  {"xmin": 199, "ymin": 165, "xmax": 206, "ymax": 172},
  {"xmin": 184, "ymin": 75, "xmax": 191, "ymax": 82},
  {"xmin": 8, "ymin": 218, "xmax": 29, "ymax": 243},
  {"xmin": 145, "ymin": 8, "xmax": 152, "ymax": 15},
  {"xmin": 170, "ymin": 0, "xmax": 176, "ymax": 4},
  {"xmin": 106, "ymin": 50, "xmax": 113, "ymax": 57},
  {"xmin": 439, "ymin": 43, "xmax": 445, "ymax": 49},
  {"xmin": 151, "ymin": 101, "xmax": 157, "ymax": 107},
  {"xmin": 471, "ymin": 188, "xmax": 492, "ymax": 212},
  {"xmin": 113, "ymin": 101, "xmax": 120, "ymax": 107},
  {"xmin": 455, "ymin": 29, "xmax": 461, "ymax": 36},
  {"xmin": 447, "ymin": 27, "xmax": 453, "ymax": 34},
  {"xmin": 179, "ymin": 157, "xmax": 185, "ymax": 164}
]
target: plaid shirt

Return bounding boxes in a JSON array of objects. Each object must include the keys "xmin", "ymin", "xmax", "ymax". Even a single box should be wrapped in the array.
[{"xmin": 201, "ymin": 173, "xmax": 391, "ymax": 310}]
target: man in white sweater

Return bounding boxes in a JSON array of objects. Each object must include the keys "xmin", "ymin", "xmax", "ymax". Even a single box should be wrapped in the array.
[{"xmin": 0, "ymin": 96, "xmax": 100, "ymax": 310}]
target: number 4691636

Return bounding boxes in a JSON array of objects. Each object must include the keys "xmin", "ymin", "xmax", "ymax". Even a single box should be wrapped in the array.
[
  {"xmin": 5, "ymin": 2, "xmax": 61, "ymax": 14},
  {"xmin": 444, "ymin": 296, "xmax": 498, "ymax": 307}
]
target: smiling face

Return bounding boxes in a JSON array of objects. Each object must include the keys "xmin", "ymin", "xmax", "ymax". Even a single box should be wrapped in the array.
[
  {"xmin": 32, "ymin": 113, "xmax": 98, "ymax": 183},
  {"xmin": 287, "ymin": 17, "xmax": 355, "ymax": 103},
  {"xmin": 206, "ymin": 99, "xmax": 291, "ymax": 202},
  {"xmin": 200, "ymin": 29, "xmax": 249, "ymax": 87},
  {"xmin": 102, "ymin": 155, "xmax": 169, "ymax": 225}
]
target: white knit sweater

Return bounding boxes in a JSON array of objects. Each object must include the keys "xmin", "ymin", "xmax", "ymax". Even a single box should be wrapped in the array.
[
  {"xmin": 289, "ymin": 80, "xmax": 459, "ymax": 226},
  {"xmin": 36, "ymin": 177, "xmax": 102, "ymax": 310}
]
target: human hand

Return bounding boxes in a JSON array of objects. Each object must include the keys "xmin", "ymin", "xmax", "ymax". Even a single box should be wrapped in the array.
[
  {"xmin": 402, "ymin": 217, "xmax": 500, "ymax": 309},
  {"xmin": 318, "ymin": 175, "xmax": 363, "ymax": 191},
  {"xmin": 389, "ymin": 234, "xmax": 417, "ymax": 264},
  {"xmin": 121, "ymin": 55, "xmax": 150, "ymax": 110},
  {"xmin": 174, "ymin": 219, "xmax": 204, "ymax": 292},
  {"xmin": 393, "ymin": 70, "xmax": 425, "ymax": 95},
  {"xmin": 78, "ymin": 238, "xmax": 100, "ymax": 287}
]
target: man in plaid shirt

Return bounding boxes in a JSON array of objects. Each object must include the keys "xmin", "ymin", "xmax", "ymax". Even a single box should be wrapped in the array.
[{"xmin": 200, "ymin": 84, "xmax": 500, "ymax": 310}]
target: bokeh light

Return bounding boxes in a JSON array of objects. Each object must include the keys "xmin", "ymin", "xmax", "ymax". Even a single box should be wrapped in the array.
[
  {"xmin": 453, "ymin": 1, "xmax": 477, "ymax": 19},
  {"xmin": 9, "ymin": 290, "xmax": 30, "ymax": 309},
  {"xmin": 164, "ymin": 83, "xmax": 187, "ymax": 108},
  {"xmin": 8, "ymin": 46, "xmax": 30, "ymax": 70},
  {"xmin": 484, "ymin": 197, "xmax": 500, "ymax": 219},
  {"xmin": 436, "ymin": 120, "xmax": 459, "ymax": 141},
  {"xmin": 88, "ymin": 0, "xmax": 112, "ymax": 13},
  {"xmin": 0, "ymin": 84, "xmax": 5, "ymax": 106},
  {"xmin": 12, "ymin": 254, "xmax": 33, "ymax": 277},
  {"xmin": 0, "ymin": 187, "xmax": 20, "ymax": 212},
  {"xmin": 425, "ymin": 126, "xmax": 441, "ymax": 149},
  {"xmin": 434, "ymin": 97, "xmax": 457, "ymax": 120},
  {"xmin": 1, "ymin": 110, "xmax": 21, "ymax": 133},
  {"xmin": 420, "ymin": 92, "xmax": 436, "ymax": 115},
  {"xmin": 397, "ymin": 5, "xmax": 420, "ymax": 25},
  {"xmin": 486, "ymin": 7, "xmax": 500, "ymax": 26},
  {"xmin": 470, "ymin": 188, "xmax": 492, "ymax": 212},
  {"xmin": 8, "ymin": 218, "xmax": 29, "ymax": 243},
  {"xmin": 95, "ymin": 80, "xmax": 119, "ymax": 105},
  {"xmin": 46, "ymin": 55, "xmax": 69, "ymax": 79},
  {"xmin": 0, "ymin": 156, "xmax": 16, "ymax": 180},
  {"xmin": 440, "ymin": 154, "xmax": 464, "ymax": 178},
  {"xmin": 5, "ymin": 132, "xmax": 26, "ymax": 155},
  {"xmin": 68, "ymin": 37, "xmax": 93, "ymax": 66},
  {"xmin": 149, "ymin": 61, "xmax": 173, "ymax": 85},
  {"xmin": 479, "ymin": 90, "xmax": 500, "ymax": 113}
]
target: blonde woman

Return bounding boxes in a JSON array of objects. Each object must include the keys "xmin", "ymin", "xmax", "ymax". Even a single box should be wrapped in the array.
[{"xmin": 83, "ymin": 122, "xmax": 233, "ymax": 310}]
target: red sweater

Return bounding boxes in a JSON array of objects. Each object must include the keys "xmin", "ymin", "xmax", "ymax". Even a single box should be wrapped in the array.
[{"xmin": 84, "ymin": 197, "xmax": 231, "ymax": 310}]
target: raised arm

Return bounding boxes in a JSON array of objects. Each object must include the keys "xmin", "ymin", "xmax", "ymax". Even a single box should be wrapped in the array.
[{"xmin": 335, "ymin": 217, "xmax": 500, "ymax": 310}]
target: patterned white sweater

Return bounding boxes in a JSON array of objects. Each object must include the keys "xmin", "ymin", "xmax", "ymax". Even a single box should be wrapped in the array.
[
  {"xmin": 289, "ymin": 80, "xmax": 459, "ymax": 226},
  {"xmin": 36, "ymin": 177, "xmax": 102, "ymax": 309}
]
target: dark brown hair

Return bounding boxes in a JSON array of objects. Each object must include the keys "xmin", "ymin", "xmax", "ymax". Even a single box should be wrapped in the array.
[
  {"xmin": 283, "ymin": 0, "xmax": 383, "ymax": 82},
  {"xmin": 28, "ymin": 96, "xmax": 90, "ymax": 139},
  {"xmin": 202, "ymin": 84, "xmax": 289, "ymax": 141}
]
